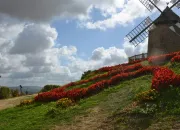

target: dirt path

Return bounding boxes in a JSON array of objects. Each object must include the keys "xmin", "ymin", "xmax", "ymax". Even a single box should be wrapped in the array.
[
  {"xmin": 0, "ymin": 94, "xmax": 36, "ymax": 110},
  {"xmin": 52, "ymin": 107, "xmax": 113, "ymax": 130}
]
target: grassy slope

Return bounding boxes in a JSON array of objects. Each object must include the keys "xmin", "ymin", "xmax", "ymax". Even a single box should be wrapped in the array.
[{"xmin": 0, "ymin": 62, "xmax": 180, "ymax": 129}]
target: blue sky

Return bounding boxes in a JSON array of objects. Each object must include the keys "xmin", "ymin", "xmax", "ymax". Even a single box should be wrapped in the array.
[{"xmin": 52, "ymin": 12, "xmax": 143, "ymax": 59}]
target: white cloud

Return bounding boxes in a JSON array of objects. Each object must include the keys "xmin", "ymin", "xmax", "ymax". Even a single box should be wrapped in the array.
[
  {"xmin": 123, "ymin": 38, "xmax": 148, "ymax": 57},
  {"xmin": 91, "ymin": 47, "xmax": 127, "ymax": 65},
  {"xmin": 80, "ymin": 0, "xmax": 169, "ymax": 30},
  {"xmin": 80, "ymin": 0, "xmax": 148, "ymax": 30},
  {"xmin": 10, "ymin": 24, "xmax": 57, "ymax": 54}
]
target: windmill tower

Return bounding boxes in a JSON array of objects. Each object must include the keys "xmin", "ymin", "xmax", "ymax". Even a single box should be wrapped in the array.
[{"xmin": 126, "ymin": 0, "xmax": 180, "ymax": 57}]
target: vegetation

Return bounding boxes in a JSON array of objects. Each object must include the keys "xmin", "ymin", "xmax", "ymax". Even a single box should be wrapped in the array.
[
  {"xmin": 40, "ymin": 85, "xmax": 60, "ymax": 92},
  {"xmin": 11, "ymin": 89, "xmax": 20, "ymax": 97},
  {"xmin": 0, "ymin": 86, "xmax": 11, "ymax": 99},
  {"xmin": 81, "ymin": 70, "xmax": 92, "ymax": 80}
]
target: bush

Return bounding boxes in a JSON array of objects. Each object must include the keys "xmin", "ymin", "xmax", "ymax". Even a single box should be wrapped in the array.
[
  {"xmin": 19, "ymin": 99, "xmax": 34, "ymax": 106},
  {"xmin": 81, "ymin": 70, "xmax": 92, "ymax": 80},
  {"xmin": 135, "ymin": 89, "xmax": 159, "ymax": 102},
  {"xmin": 0, "ymin": 86, "xmax": 11, "ymax": 99},
  {"xmin": 56, "ymin": 98, "xmax": 74, "ymax": 108},
  {"xmin": 41, "ymin": 85, "xmax": 60, "ymax": 92},
  {"xmin": 11, "ymin": 89, "xmax": 20, "ymax": 97}
]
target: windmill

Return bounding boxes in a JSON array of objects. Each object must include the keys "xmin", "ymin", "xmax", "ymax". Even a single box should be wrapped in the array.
[{"xmin": 126, "ymin": 0, "xmax": 180, "ymax": 56}]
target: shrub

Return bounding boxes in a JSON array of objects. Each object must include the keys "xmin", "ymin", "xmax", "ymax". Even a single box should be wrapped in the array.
[
  {"xmin": 81, "ymin": 70, "xmax": 92, "ymax": 80},
  {"xmin": 11, "ymin": 89, "xmax": 20, "ymax": 97},
  {"xmin": 148, "ymin": 51, "xmax": 180, "ymax": 65},
  {"xmin": 41, "ymin": 85, "xmax": 60, "ymax": 92},
  {"xmin": 56, "ymin": 98, "xmax": 74, "ymax": 108},
  {"xmin": 171, "ymin": 55, "xmax": 180, "ymax": 63},
  {"xmin": 0, "ymin": 86, "xmax": 11, "ymax": 99},
  {"xmin": 19, "ymin": 99, "xmax": 34, "ymax": 106},
  {"xmin": 151, "ymin": 67, "xmax": 176, "ymax": 91},
  {"xmin": 135, "ymin": 89, "xmax": 159, "ymax": 102}
]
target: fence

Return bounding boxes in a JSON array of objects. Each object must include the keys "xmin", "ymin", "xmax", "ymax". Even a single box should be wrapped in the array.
[{"xmin": 128, "ymin": 53, "xmax": 148, "ymax": 62}]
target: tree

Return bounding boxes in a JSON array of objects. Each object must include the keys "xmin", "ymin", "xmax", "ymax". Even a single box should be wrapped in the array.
[
  {"xmin": 0, "ymin": 86, "xmax": 11, "ymax": 99},
  {"xmin": 41, "ymin": 85, "xmax": 60, "ymax": 92}
]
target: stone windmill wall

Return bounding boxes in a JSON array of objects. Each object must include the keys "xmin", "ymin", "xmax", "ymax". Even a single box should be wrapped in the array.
[
  {"xmin": 148, "ymin": 25, "xmax": 180, "ymax": 56},
  {"xmin": 147, "ymin": 7, "xmax": 180, "ymax": 56}
]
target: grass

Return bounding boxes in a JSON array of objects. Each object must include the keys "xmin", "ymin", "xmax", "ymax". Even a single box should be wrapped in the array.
[
  {"xmin": 170, "ymin": 62, "xmax": 180, "ymax": 74},
  {"xmin": 66, "ymin": 81, "xmax": 93, "ymax": 90}
]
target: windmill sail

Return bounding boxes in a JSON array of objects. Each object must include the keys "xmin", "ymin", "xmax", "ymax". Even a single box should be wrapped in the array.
[
  {"xmin": 139, "ymin": 0, "xmax": 161, "ymax": 12},
  {"xmin": 126, "ymin": 17, "xmax": 155, "ymax": 46},
  {"xmin": 170, "ymin": 0, "xmax": 180, "ymax": 8}
]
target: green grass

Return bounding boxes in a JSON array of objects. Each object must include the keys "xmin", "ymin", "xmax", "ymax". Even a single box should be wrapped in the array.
[
  {"xmin": 170, "ymin": 62, "xmax": 180, "ymax": 74},
  {"xmin": 66, "ymin": 81, "xmax": 94, "ymax": 90}
]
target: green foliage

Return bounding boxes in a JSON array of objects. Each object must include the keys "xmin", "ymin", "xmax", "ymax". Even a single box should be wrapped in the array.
[
  {"xmin": 81, "ymin": 70, "xmax": 92, "ymax": 80},
  {"xmin": 170, "ymin": 62, "xmax": 180, "ymax": 74},
  {"xmin": 41, "ymin": 85, "xmax": 60, "ymax": 92},
  {"xmin": 66, "ymin": 81, "xmax": 93, "ymax": 90},
  {"xmin": 157, "ymin": 86, "xmax": 180, "ymax": 114},
  {"xmin": 133, "ymin": 103, "xmax": 158, "ymax": 115},
  {"xmin": 11, "ymin": 89, "xmax": 20, "ymax": 97},
  {"xmin": 0, "ymin": 86, "xmax": 11, "ymax": 99},
  {"xmin": 133, "ymin": 86, "xmax": 180, "ymax": 115}
]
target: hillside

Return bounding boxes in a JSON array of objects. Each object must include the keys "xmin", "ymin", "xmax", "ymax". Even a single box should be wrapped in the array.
[{"xmin": 1, "ymin": 52, "xmax": 180, "ymax": 130}]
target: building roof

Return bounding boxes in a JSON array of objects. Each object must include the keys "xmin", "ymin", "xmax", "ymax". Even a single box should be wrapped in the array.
[{"xmin": 154, "ymin": 6, "xmax": 180, "ymax": 25}]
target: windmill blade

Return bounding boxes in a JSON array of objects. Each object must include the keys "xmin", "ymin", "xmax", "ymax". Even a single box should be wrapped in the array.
[
  {"xmin": 170, "ymin": 0, "xmax": 180, "ymax": 9},
  {"xmin": 126, "ymin": 17, "xmax": 155, "ymax": 47},
  {"xmin": 177, "ymin": 2, "xmax": 180, "ymax": 8},
  {"xmin": 139, "ymin": 0, "xmax": 161, "ymax": 12}
]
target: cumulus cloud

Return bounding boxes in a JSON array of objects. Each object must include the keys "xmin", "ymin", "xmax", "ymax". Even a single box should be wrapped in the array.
[
  {"xmin": 80, "ymin": 0, "xmax": 169, "ymax": 30},
  {"xmin": 10, "ymin": 24, "xmax": 57, "ymax": 54},
  {"xmin": 123, "ymin": 38, "xmax": 148, "ymax": 57},
  {"xmin": 91, "ymin": 47, "xmax": 127, "ymax": 65}
]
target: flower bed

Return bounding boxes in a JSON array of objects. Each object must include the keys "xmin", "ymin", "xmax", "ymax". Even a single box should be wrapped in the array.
[
  {"xmin": 35, "ymin": 65, "xmax": 180, "ymax": 102},
  {"xmin": 50, "ymin": 63, "xmax": 143, "ymax": 93},
  {"xmin": 96, "ymin": 59, "xmax": 146, "ymax": 73},
  {"xmin": 35, "ymin": 67, "xmax": 153, "ymax": 102},
  {"xmin": 171, "ymin": 55, "xmax": 180, "ymax": 63},
  {"xmin": 148, "ymin": 51, "xmax": 180, "ymax": 64}
]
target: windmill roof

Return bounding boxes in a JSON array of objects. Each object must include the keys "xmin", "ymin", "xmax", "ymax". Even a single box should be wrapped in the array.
[{"xmin": 154, "ymin": 7, "xmax": 180, "ymax": 25}]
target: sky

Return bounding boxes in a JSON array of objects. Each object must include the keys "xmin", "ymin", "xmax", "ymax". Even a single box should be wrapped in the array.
[{"xmin": 0, "ymin": 0, "xmax": 179, "ymax": 87}]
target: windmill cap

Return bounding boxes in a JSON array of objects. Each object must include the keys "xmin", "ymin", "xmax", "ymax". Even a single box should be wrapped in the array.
[{"xmin": 154, "ymin": 6, "xmax": 180, "ymax": 25}]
